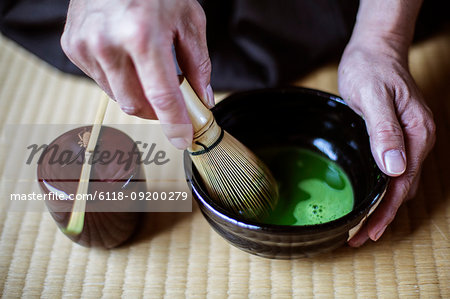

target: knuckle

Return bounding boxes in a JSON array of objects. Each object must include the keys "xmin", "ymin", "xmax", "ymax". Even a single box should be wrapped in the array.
[
  {"xmin": 121, "ymin": 22, "xmax": 170, "ymax": 57},
  {"xmin": 373, "ymin": 122, "xmax": 404, "ymax": 143},
  {"xmin": 406, "ymin": 113, "xmax": 436, "ymax": 145},
  {"xmin": 179, "ymin": 4, "xmax": 206, "ymax": 38},
  {"xmin": 373, "ymin": 83, "xmax": 392, "ymax": 100},
  {"xmin": 120, "ymin": 104, "xmax": 143, "ymax": 116},
  {"xmin": 73, "ymin": 40, "xmax": 89, "ymax": 59},
  {"xmin": 403, "ymin": 171, "xmax": 416, "ymax": 189},
  {"xmin": 197, "ymin": 57, "xmax": 212, "ymax": 77},
  {"xmin": 407, "ymin": 183, "xmax": 419, "ymax": 201},
  {"xmin": 147, "ymin": 90, "xmax": 181, "ymax": 113},
  {"xmin": 118, "ymin": 12, "xmax": 172, "ymax": 56},
  {"xmin": 398, "ymin": 174, "xmax": 415, "ymax": 202},
  {"xmin": 120, "ymin": 19, "xmax": 151, "ymax": 53},
  {"xmin": 61, "ymin": 32, "xmax": 83, "ymax": 56},
  {"xmin": 191, "ymin": 7, "xmax": 207, "ymax": 27},
  {"xmin": 60, "ymin": 33, "xmax": 90, "ymax": 70},
  {"xmin": 60, "ymin": 32, "xmax": 70, "ymax": 52},
  {"xmin": 187, "ymin": 0, "xmax": 207, "ymax": 22},
  {"xmin": 425, "ymin": 113, "xmax": 436, "ymax": 138},
  {"xmin": 360, "ymin": 82, "xmax": 392, "ymax": 104},
  {"xmin": 425, "ymin": 119, "xmax": 437, "ymax": 146},
  {"xmin": 393, "ymin": 78, "xmax": 412, "ymax": 101},
  {"xmin": 87, "ymin": 33, "xmax": 110, "ymax": 58}
]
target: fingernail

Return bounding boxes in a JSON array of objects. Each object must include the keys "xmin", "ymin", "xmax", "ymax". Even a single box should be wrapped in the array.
[
  {"xmin": 383, "ymin": 150, "xmax": 406, "ymax": 175},
  {"xmin": 374, "ymin": 225, "xmax": 387, "ymax": 241},
  {"xmin": 169, "ymin": 137, "xmax": 191, "ymax": 150},
  {"xmin": 205, "ymin": 84, "xmax": 215, "ymax": 108}
]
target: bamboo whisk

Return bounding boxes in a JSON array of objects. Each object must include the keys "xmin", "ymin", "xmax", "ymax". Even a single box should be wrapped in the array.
[{"xmin": 179, "ymin": 77, "xmax": 279, "ymax": 219}]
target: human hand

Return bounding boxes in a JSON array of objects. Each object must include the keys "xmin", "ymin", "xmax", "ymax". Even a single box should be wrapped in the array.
[
  {"xmin": 61, "ymin": 0, "xmax": 214, "ymax": 149},
  {"xmin": 338, "ymin": 37, "xmax": 436, "ymax": 247}
]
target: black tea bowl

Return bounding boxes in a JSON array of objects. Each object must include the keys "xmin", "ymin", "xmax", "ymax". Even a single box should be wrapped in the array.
[{"xmin": 184, "ymin": 87, "xmax": 389, "ymax": 259}]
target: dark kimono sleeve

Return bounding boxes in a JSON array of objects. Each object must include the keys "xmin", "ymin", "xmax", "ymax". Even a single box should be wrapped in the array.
[
  {"xmin": 0, "ymin": 0, "xmax": 84, "ymax": 76},
  {"xmin": 1, "ymin": 0, "xmax": 447, "ymax": 90}
]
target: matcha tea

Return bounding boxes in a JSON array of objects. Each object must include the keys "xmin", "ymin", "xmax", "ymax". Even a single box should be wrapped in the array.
[{"xmin": 257, "ymin": 147, "xmax": 354, "ymax": 225}]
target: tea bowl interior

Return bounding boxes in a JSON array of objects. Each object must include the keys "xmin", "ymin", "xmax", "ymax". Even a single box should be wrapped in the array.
[{"xmin": 185, "ymin": 87, "xmax": 389, "ymax": 259}]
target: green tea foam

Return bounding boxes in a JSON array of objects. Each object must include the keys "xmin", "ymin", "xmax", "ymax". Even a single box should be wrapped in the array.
[{"xmin": 257, "ymin": 147, "xmax": 354, "ymax": 225}]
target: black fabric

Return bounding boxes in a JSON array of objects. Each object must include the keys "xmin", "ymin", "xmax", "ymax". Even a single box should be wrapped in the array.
[
  {"xmin": 201, "ymin": 0, "xmax": 358, "ymax": 90},
  {"xmin": 0, "ymin": 0, "xmax": 84, "ymax": 76},
  {"xmin": 1, "ymin": 0, "xmax": 448, "ymax": 90}
]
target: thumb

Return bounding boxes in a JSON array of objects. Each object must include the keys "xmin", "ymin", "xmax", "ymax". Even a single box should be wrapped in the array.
[{"xmin": 360, "ymin": 96, "xmax": 407, "ymax": 177}]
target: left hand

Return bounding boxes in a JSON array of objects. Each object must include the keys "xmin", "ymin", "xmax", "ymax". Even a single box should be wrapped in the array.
[{"xmin": 338, "ymin": 37, "xmax": 436, "ymax": 246}]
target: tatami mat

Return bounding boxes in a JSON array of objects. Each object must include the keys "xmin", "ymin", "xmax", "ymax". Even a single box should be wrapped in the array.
[{"xmin": 0, "ymin": 30, "xmax": 449, "ymax": 298}]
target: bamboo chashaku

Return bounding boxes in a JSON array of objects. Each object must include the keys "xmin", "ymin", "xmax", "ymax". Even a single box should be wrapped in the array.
[
  {"xmin": 63, "ymin": 93, "xmax": 109, "ymax": 235},
  {"xmin": 179, "ymin": 76, "xmax": 279, "ymax": 219}
]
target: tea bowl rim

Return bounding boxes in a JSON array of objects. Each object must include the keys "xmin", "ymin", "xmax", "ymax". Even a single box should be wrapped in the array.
[{"xmin": 185, "ymin": 86, "xmax": 390, "ymax": 235}]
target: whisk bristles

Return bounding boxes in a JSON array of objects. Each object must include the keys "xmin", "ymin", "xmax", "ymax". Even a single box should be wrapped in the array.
[
  {"xmin": 190, "ymin": 130, "xmax": 279, "ymax": 220},
  {"xmin": 179, "ymin": 75, "xmax": 278, "ymax": 220}
]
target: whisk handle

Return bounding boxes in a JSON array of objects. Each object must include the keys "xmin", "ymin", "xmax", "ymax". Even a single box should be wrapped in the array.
[
  {"xmin": 179, "ymin": 76, "xmax": 222, "ymax": 152},
  {"xmin": 179, "ymin": 76, "xmax": 213, "ymax": 133}
]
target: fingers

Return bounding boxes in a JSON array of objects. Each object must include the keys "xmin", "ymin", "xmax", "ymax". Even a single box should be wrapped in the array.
[
  {"xmin": 348, "ymin": 175, "xmax": 412, "ymax": 246},
  {"xmin": 60, "ymin": 0, "xmax": 212, "ymax": 150},
  {"xmin": 62, "ymin": 25, "xmax": 158, "ymax": 120},
  {"xmin": 348, "ymin": 225, "xmax": 370, "ymax": 247},
  {"xmin": 365, "ymin": 107, "xmax": 435, "ymax": 241},
  {"xmin": 347, "ymin": 88, "xmax": 406, "ymax": 241},
  {"xmin": 406, "ymin": 172, "xmax": 420, "ymax": 201},
  {"xmin": 367, "ymin": 177, "xmax": 407, "ymax": 241},
  {"xmin": 356, "ymin": 86, "xmax": 407, "ymax": 177},
  {"xmin": 61, "ymin": 32, "xmax": 114, "ymax": 98},
  {"xmin": 98, "ymin": 53, "xmax": 157, "ymax": 120},
  {"xmin": 129, "ymin": 41, "xmax": 193, "ymax": 149},
  {"xmin": 63, "ymin": 28, "xmax": 193, "ymax": 149},
  {"xmin": 174, "ymin": 2, "xmax": 214, "ymax": 108}
]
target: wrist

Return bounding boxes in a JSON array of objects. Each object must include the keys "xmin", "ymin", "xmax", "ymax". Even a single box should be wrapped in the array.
[
  {"xmin": 345, "ymin": 31, "xmax": 409, "ymax": 64},
  {"xmin": 345, "ymin": 0, "xmax": 423, "ymax": 64}
]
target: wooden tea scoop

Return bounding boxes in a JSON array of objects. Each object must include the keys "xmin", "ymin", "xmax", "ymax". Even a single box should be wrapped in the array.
[{"xmin": 64, "ymin": 93, "xmax": 109, "ymax": 235}]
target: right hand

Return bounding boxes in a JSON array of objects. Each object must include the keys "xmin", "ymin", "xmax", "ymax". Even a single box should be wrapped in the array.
[{"xmin": 61, "ymin": 0, "xmax": 214, "ymax": 149}]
